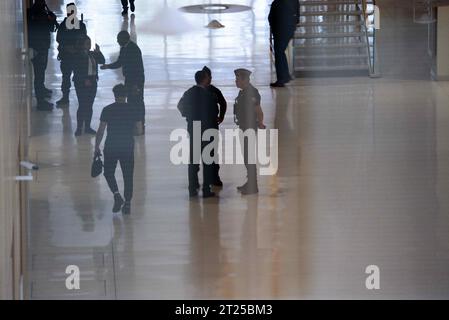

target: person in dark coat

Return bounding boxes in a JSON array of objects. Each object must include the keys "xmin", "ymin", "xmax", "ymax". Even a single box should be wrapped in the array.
[
  {"xmin": 202, "ymin": 66, "xmax": 227, "ymax": 187},
  {"xmin": 27, "ymin": 0, "xmax": 58, "ymax": 111},
  {"xmin": 73, "ymin": 36, "xmax": 105, "ymax": 136},
  {"xmin": 268, "ymin": 0, "xmax": 300, "ymax": 87},
  {"xmin": 177, "ymin": 70, "xmax": 217, "ymax": 198},
  {"xmin": 121, "ymin": 0, "xmax": 135, "ymax": 15},
  {"xmin": 56, "ymin": 2, "xmax": 87, "ymax": 107},
  {"xmin": 101, "ymin": 31, "xmax": 146, "ymax": 131}
]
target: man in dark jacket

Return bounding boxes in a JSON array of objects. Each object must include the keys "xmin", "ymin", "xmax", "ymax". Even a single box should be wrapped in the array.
[
  {"xmin": 73, "ymin": 36, "xmax": 105, "ymax": 136},
  {"xmin": 101, "ymin": 31, "xmax": 146, "ymax": 130},
  {"xmin": 268, "ymin": 0, "xmax": 299, "ymax": 87},
  {"xmin": 56, "ymin": 3, "xmax": 87, "ymax": 107},
  {"xmin": 202, "ymin": 66, "xmax": 227, "ymax": 187},
  {"xmin": 177, "ymin": 70, "xmax": 217, "ymax": 198},
  {"xmin": 28, "ymin": 0, "xmax": 58, "ymax": 111}
]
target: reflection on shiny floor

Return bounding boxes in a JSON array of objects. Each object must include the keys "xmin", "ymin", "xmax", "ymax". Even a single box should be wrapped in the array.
[{"xmin": 27, "ymin": 0, "xmax": 449, "ymax": 299}]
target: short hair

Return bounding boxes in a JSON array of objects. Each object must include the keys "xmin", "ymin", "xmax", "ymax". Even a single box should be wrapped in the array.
[
  {"xmin": 117, "ymin": 31, "xmax": 130, "ymax": 42},
  {"xmin": 195, "ymin": 70, "xmax": 207, "ymax": 85},
  {"xmin": 113, "ymin": 84, "xmax": 127, "ymax": 98},
  {"xmin": 202, "ymin": 66, "xmax": 211, "ymax": 77},
  {"xmin": 67, "ymin": 2, "xmax": 75, "ymax": 7}
]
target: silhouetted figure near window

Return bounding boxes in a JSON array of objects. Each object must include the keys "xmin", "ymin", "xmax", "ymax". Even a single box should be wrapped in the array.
[
  {"xmin": 56, "ymin": 3, "xmax": 87, "ymax": 107},
  {"xmin": 202, "ymin": 66, "xmax": 227, "ymax": 187},
  {"xmin": 95, "ymin": 84, "xmax": 143, "ymax": 215},
  {"xmin": 73, "ymin": 36, "xmax": 105, "ymax": 136},
  {"xmin": 269, "ymin": 0, "xmax": 299, "ymax": 87},
  {"xmin": 178, "ymin": 70, "xmax": 217, "ymax": 198},
  {"xmin": 27, "ymin": 0, "xmax": 58, "ymax": 111},
  {"xmin": 121, "ymin": 0, "xmax": 135, "ymax": 16},
  {"xmin": 233, "ymin": 69, "xmax": 266, "ymax": 195},
  {"xmin": 101, "ymin": 31, "xmax": 146, "ymax": 133}
]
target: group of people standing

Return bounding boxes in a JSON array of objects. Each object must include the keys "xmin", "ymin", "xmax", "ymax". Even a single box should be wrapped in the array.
[
  {"xmin": 178, "ymin": 67, "xmax": 266, "ymax": 198},
  {"xmin": 26, "ymin": 0, "xmax": 296, "ymax": 214},
  {"xmin": 28, "ymin": 1, "xmax": 145, "ymax": 137}
]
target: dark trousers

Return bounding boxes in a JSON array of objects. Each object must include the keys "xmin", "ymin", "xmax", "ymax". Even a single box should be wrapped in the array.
[
  {"xmin": 125, "ymin": 80, "xmax": 145, "ymax": 124},
  {"xmin": 242, "ymin": 131, "xmax": 258, "ymax": 191},
  {"xmin": 273, "ymin": 32, "xmax": 294, "ymax": 83},
  {"xmin": 121, "ymin": 0, "xmax": 135, "ymax": 9},
  {"xmin": 188, "ymin": 129, "xmax": 213, "ymax": 192},
  {"xmin": 104, "ymin": 148, "xmax": 135, "ymax": 202},
  {"xmin": 31, "ymin": 49, "xmax": 48, "ymax": 101},
  {"xmin": 211, "ymin": 125, "xmax": 221, "ymax": 183},
  {"xmin": 60, "ymin": 56, "xmax": 76, "ymax": 95},
  {"xmin": 75, "ymin": 80, "xmax": 97, "ymax": 129}
]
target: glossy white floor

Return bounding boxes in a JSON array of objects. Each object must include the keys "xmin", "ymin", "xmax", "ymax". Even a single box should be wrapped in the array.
[{"xmin": 27, "ymin": 0, "xmax": 449, "ymax": 299}]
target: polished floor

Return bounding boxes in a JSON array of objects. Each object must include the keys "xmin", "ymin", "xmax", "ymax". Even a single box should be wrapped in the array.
[{"xmin": 27, "ymin": 0, "xmax": 449, "ymax": 299}]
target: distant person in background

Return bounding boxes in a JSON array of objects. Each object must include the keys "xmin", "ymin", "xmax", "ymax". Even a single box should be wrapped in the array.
[
  {"xmin": 56, "ymin": 3, "xmax": 87, "ymax": 107},
  {"xmin": 121, "ymin": 0, "xmax": 135, "ymax": 16},
  {"xmin": 202, "ymin": 66, "xmax": 227, "ymax": 187},
  {"xmin": 95, "ymin": 84, "xmax": 143, "ymax": 215},
  {"xmin": 268, "ymin": 0, "xmax": 300, "ymax": 87},
  {"xmin": 27, "ymin": 0, "xmax": 58, "ymax": 111},
  {"xmin": 73, "ymin": 36, "xmax": 105, "ymax": 136},
  {"xmin": 101, "ymin": 31, "xmax": 146, "ymax": 132}
]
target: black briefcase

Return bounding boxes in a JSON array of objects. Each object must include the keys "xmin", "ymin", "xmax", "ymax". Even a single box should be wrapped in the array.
[{"xmin": 91, "ymin": 154, "xmax": 103, "ymax": 178}]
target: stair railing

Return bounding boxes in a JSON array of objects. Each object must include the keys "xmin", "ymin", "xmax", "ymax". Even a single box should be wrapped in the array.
[{"xmin": 359, "ymin": 0, "xmax": 380, "ymax": 77}]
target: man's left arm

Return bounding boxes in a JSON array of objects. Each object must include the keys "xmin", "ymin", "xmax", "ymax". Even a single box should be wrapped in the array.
[{"xmin": 95, "ymin": 122, "xmax": 107, "ymax": 154}]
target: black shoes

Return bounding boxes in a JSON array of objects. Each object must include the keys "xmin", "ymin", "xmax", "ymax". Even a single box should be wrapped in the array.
[
  {"xmin": 237, "ymin": 183, "xmax": 258, "ymax": 195},
  {"xmin": 240, "ymin": 187, "xmax": 259, "ymax": 195},
  {"xmin": 122, "ymin": 202, "xmax": 131, "ymax": 215},
  {"xmin": 189, "ymin": 188, "xmax": 215, "ymax": 198},
  {"xmin": 56, "ymin": 95, "xmax": 69, "ymax": 108},
  {"xmin": 203, "ymin": 190, "xmax": 216, "ymax": 198},
  {"xmin": 36, "ymin": 100, "xmax": 53, "ymax": 111},
  {"xmin": 130, "ymin": 2, "xmax": 135, "ymax": 12},
  {"xmin": 212, "ymin": 179, "xmax": 223, "ymax": 187},
  {"xmin": 85, "ymin": 128, "xmax": 97, "ymax": 135},
  {"xmin": 74, "ymin": 128, "xmax": 82, "ymax": 136},
  {"xmin": 270, "ymin": 81, "xmax": 286, "ymax": 88},
  {"xmin": 113, "ymin": 194, "xmax": 125, "ymax": 213}
]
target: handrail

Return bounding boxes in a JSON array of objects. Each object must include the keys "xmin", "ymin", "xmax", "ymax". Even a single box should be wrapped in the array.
[{"xmin": 359, "ymin": 0, "xmax": 378, "ymax": 77}]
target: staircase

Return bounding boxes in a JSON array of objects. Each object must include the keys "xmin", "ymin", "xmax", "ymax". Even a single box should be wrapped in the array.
[{"xmin": 293, "ymin": 0, "xmax": 377, "ymax": 77}]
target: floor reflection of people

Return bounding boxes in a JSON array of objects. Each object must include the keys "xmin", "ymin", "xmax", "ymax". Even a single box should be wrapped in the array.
[
  {"xmin": 188, "ymin": 199, "xmax": 221, "ymax": 298},
  {"xmin": 121, "ymin": 13, "xmax": 137, "ymax": 43}
]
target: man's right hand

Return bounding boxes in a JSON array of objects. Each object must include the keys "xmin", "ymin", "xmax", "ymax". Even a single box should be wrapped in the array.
[{"xmin": 100, "ymin": 64, "xmax": 108, "ymax": 70}]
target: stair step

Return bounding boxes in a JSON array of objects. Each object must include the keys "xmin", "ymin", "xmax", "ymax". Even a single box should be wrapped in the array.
[
  {"xmin": 295, "ymin": 65, "xmax": 368, "ymax": 72},
  {"xmin": 295, "ymin": 42, "xmax": 367, "ymax": 49},
  {"xmin": 295, "ymin": 32, "xmax": 364, "ymax": 39},
  {"xmin": 300, "ymin": 0, "xmax": 360, "ymax": 4},
  {"xmin": 297, "ymin": 53, "xmax": 368, "ymax": 60},
  {"xmin": 301, "ymin": 10, "xmax": 363, "ymax": 16},
  {"xmin": 298, "ymin": 20, "xmax": 363, "ymax": 27}
]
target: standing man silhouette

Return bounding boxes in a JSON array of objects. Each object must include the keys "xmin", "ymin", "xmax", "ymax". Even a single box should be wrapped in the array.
[
  {"xmin": 268, "ymin": 0, "xmax": 300, "ymax": 87},
  {"xmin": 101, "ymin": 31, "xmax": 146, "ymax": 133},
  {"xmin": 233, "ymin": 69, "xmax": 266, "ymax": 195},
  {"xmin": 56, "ymin": 3, "xmax": 87, "ymax": 107},
  {"xmin": 27, "ymin": 0, "xmax": 58, "ymax": 111},
  {"xmin": 202, "ymin": 66, "xmax": 227, "ymax": 187},
  {"xmin": 177, "ymin": 70, "xmax": 217, "ymax": 198}
]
